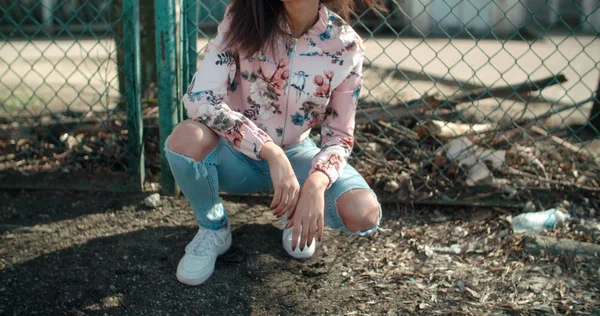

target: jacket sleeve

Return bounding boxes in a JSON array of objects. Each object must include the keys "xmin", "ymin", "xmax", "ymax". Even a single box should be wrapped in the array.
[
  {"xmin": 182, "ymin": 6, "xmax": 272, "ymax": 160},
  {"xmin": 308, "ymin": 51, "xmax": 364, "ymax": 187}
]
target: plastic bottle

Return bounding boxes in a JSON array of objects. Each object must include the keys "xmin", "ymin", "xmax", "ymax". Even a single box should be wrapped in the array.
[{"xmin": 511, "ymin": 208, "xmax": 569, "ymax": 234}]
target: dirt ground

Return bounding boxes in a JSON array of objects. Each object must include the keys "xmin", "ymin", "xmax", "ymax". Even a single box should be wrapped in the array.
[{"xmin": 1, "ymin": 190, "xmax": 599, "ymax": 315}]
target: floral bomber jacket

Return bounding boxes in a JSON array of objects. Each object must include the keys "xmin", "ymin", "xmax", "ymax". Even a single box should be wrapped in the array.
[{"xmin": 182, "ymin": 3, "xmax": 365, "ymax": 187}]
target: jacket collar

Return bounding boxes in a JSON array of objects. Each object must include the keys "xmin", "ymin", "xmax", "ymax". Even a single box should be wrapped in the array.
[{"xmin": 282, "ymin": 3, "xmax": 329, "ymax": 39}]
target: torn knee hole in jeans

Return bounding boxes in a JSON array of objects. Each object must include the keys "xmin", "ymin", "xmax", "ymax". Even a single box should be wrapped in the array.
[
  {"xmin": 165, "ymin": 139, "xmax": 211, "ymax": 180},
  {"xmin": 341, "ymin": 207, "xmax": 382, "ymax": 236}
]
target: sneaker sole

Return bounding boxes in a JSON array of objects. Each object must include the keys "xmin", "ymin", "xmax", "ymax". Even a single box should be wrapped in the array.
[{"xmin": 176, "ymin": 232, "xmax": 232, "ymax": 286}]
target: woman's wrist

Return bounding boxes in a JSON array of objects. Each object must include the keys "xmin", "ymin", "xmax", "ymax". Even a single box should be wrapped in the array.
[
  {"xmin": 306, "ymin": 171, "xmax": 330, "ymax": 191},
  {"xmin": 259, "ymin": 142, "xmax": 283, "ymax": 162}
]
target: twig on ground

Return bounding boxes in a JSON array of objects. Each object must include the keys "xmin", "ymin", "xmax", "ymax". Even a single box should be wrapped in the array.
[
  {"xmin": 530, "ymin": 125, "xmax": 591, "ymax": 159},
  {"xmin": 504, "ymin": 167, "xmax": 600, "ymax": 192},
  {"xmin": 524, "ymin": 235, "xmax": 600, "ymax": 256}
]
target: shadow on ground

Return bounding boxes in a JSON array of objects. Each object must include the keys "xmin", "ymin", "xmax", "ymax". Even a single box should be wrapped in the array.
[{"xmin": 0, "ymin": 223, "xmax": 292, "ymax": 315}]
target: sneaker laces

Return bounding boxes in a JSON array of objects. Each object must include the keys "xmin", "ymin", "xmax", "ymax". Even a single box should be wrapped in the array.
[{"xmin": 185, "ymin": 229, "xmax": 220, "ymax": 257}]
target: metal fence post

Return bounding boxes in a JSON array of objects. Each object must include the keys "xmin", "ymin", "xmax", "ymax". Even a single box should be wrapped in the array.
[
  {"xmin": 180, "ymin": 0, "xmax": 197, "ymax": 122},
  {"xmin": 590, "ymin": 74, "xmax": 600, "ymax": 133},
  {"xmin": 155, "ymin": 0, "xmax": 180, "ymax": 194},
  {"xmin": 123, "ymin": 0, "xmax": 145, "ymax": 191}
]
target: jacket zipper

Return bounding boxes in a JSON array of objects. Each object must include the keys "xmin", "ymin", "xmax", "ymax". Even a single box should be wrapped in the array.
[{"xmin": 280, "ymin": 38, "xmax": 297, "ymax": 147}]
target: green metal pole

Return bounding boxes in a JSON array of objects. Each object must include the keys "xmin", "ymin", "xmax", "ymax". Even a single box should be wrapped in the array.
[
  {"xmin": 180, "ymin": 0, "xmax": 198, "ymax": 122},
  {"xmin": 155, "ymin": 0, "xmax": 179, "ymax": 194},
  {"xmin": 590, "ymin": 74, "xmax": 600, "ymax": 134},
  {"xmin": 123, "ymin": 0, "xmax": 145, "ymax": 191}
]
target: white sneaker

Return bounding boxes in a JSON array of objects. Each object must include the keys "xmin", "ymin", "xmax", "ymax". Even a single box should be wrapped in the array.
[
  {"xmin": 176, "ymin": 220, "xmax": 232, "ymax": 285},
  {"xmin": 282, "ymin": 227, "xmax": 316, "ymax": 259}
]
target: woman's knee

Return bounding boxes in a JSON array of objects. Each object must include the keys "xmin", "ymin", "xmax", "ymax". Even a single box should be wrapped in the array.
[
  {"xmin": 167, "ymin": 120, "xmax": 218, "ymax": 162},
  {"xmin": 336, "ymin": 189, "xmax": 380, "ymax": 233}
]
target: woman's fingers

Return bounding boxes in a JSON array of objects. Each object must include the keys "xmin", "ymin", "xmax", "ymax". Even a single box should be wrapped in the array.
[
  {"xmin": 300, "ymin": 218, "xmax": 310, "ymax": 251},
  {"xmin": 317, "ymin": 215, "xmax": 324, "ymax": 242},
  {"xmin": 270, "ymin": 187, "xmax": 281, "ymax": 211},
  {"xmin": 291, "ymin": 218, "xmax": 302, "ymax": 251},
  {"xmin": 307, "ymin": 218, "xmax": 316, "ymax": 247},
  {"xmin": 284, "ymin": 189, "xmax": 298, "ymax": 218},
  {"xmin": 278, "ymin": 188, "xmax": 294, "ymax": 217},
  {"xmin": 273, "ymin": 187, "xmax": 289, "ymax": 216}
]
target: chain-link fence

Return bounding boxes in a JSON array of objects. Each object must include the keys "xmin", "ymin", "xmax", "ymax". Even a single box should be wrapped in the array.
[
  {"xmin": 171, "ymin": 0, "xmax": 600, "ymax": 207},
  {"xmin": 2, "ymin": 0, "xmax": 599, "ymax": 203},
  {"xmin": 0, "ymin": 0, "xmax": 144, "ymax": 191}
]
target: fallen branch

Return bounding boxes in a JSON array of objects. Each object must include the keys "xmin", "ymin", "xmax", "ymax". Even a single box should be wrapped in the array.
[
  {"xmin": 469, "ymin": 97, "xmax": 594, "ymax": 147},
  {"xmin": 504, "ymin": 167, "xmax": 600, "ymax": 192},
  {"xmin": 415, "ymin": 120, "xmax": 496, "ymax": 139},
  {"xmin": 530, "ymin": 125, "xmax": 591, "ymax": 159},
  {"xmin": 510, "ymin": 145, "xmax": 549, "ymax": 180},
  {"xmin": 524, "ymin": 235, "xmax": 600, "ymax": 257},
  {"xmin": 377, "ymin": 120, "xmax": 419, "ymax": 140},
  {"xmin": 511, "ymin": 96, "xmax": 595, "ymax": 128}
]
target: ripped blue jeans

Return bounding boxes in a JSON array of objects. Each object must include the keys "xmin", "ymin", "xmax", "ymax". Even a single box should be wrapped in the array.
[{"xmin": 165, "ymin": 136, "xmax": 381, "ymax": 235}]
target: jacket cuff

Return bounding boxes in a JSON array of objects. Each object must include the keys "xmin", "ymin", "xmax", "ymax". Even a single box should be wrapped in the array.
[{"xmin": 309, "ymin": 154, "xmax": 344, "ymax": 189}]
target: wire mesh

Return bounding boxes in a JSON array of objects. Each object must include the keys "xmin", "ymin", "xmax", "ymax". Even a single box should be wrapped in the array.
[
  {"xmin": 182, "ymin": 0, "xmax": 600, "ymax": 206},
  {"xmin": 0, "ymin": 0, "xmax": 144, "ymax": 191}
]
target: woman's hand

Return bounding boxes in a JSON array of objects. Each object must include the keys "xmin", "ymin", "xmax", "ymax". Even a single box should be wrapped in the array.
[
  {"xmin": 286, "ymin": 171, "xmax": 329, "ymax": 251},
  {"xmin": 260, "ymin": 142, "xmax": 300, "ymax": 217}
]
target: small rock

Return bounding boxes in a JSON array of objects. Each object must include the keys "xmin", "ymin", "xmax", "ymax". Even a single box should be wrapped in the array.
[
  {"xmin": 554, "ymin": 266, "xmax": 562, "ymax": 277},
  {"xmin": 109, "ymin": 284, "xmax": 116, "ymax": 291},
  {"xmin": 16, "ymin": 138, "xmax": 32, "ymax": 148},
  {"xmin": 149, "ymin": 182, "xmax": 160, "ymax": 192},
  {"xmin": 60, "ymin": 134, "xmax": 79, "ymax": 149},
  {"xmin": 574, "ymin": 206, "xmax": 586, "ymax": 218},
  {"xmin": 452, "ymin": 226, "xmax": 464, "ymax": 236},
  {"xmin": 75, "ymin": 134, "xmax": 85, "ymax": 143},
  {"xmin": 366, "ymin": 142, "xmax": 382, "ymax": 153},
  {"xmin": 384, "ymin": 180, "xmax": 399, "ymax": 193},
  {"xmin": 558, "ymin": 200, "xmax": 571, "ymax": 210},
  {"xmin": 144, "ymin": 193, "xmax": 161, "ymax": 208},
  {"xmin": 456, "ymin": 280, "xmax": 465, "ymax": 289},
  {"xmin": 523, "ymin": 201, "xmax": 536, "ymax": 213}
]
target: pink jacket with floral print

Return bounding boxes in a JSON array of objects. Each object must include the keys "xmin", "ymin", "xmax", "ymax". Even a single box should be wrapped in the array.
[{"xmin": 182, "ymin": 3, "xmax": 365, "ymax": 187}]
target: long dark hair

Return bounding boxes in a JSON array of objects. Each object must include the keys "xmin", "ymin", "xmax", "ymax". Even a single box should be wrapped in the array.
[{"xmin": 223, "ymin": 0, "xmax": 386, "ymax": 57}]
